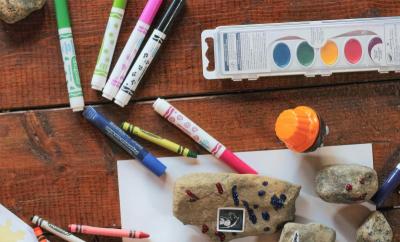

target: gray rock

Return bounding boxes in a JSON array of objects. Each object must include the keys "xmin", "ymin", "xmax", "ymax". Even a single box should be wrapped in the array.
[
  {"xmin": 173, "ymin": 173, "xmax": 301, "ymax": 242},
  {"xmin": 0, "ymin": 0, "xmax": 46, "ymax": 24},
  {"xmin": 279, "ymin": 223, "xmax": 336, "ymax": 242},
  {"xmin": 356, "ymin": 211, "xmax": 393, "ymax": 242},
  {"xmin": 315, "ymin": 164, "xmax": 378, "ymax": 203}
]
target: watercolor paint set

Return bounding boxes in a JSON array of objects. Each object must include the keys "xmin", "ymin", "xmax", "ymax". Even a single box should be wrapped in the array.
[{"xmin": 201, "ymin": 17, "xmax": 400, "ymax": 81}]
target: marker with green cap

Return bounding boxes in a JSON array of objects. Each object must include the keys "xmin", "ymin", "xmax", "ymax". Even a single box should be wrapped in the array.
[
  {"xmin": 91, "ymin": 0, "xmax": 128, "ymax": 91},
  {"xmin": 54, "ymin": 0, "xmax": 85, "ymax": 112}
]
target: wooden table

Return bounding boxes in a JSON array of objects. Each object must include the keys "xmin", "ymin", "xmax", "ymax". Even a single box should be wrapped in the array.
[{"xmin": 0, "ymin": 1, "xmax": 399, "ymax": 241}]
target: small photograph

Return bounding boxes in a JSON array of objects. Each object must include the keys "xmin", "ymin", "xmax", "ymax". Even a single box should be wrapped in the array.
[{"xmin": 217, "ymin": 207, "xmax": 245, "ymax": 232}]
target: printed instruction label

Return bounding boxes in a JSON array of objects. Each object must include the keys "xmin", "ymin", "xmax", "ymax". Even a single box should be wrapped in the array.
[
  {"xmin": 384, "ymin": 23, "xmax": 400, "ymax": 66},
  {"xmin": 222, "ymin": 31, "xmax": 268, "ymax": 73}
]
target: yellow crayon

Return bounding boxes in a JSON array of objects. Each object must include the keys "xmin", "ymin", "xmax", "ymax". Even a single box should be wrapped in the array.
[{"xmin": 121, "ymin": 122, "xmax": 198, "ymax": 158}]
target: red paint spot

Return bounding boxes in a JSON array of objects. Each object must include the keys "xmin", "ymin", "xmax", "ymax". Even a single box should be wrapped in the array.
[
  {"xmin": 185, "ymin": 190, "xmax": 199, "ymax": 202},
  {"xmin": 202, "ymin": 224, "xmax": 209, "ymax": 233},
  {"xmin": 216, "ymin": 183, "xmax": 224, "ymax": 194},
  {"xmin": 215, "ymin": 232, "xmax": 225, "ymax": 242},
  {"xmin": 345, "ymin": 184, "xmax": 353, "ymax": 191}
]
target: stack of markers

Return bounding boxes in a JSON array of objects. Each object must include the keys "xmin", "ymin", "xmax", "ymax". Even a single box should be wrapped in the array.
[
  {"xmin": 92, "ymin": 0, "xmax": 185, "ymax": 108},
  {"xmin": 53, "ymin": 0, "xmax": 185, "ymax": 112},
  {"xmin": 31, "ymin": 215, "xmax": 150, "ymax": 241}
]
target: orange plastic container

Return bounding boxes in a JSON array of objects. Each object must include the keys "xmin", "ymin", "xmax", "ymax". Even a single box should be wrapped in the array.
[{"xmin": 275, "ymin": 106, "xmax": 329, "ymax": 153}]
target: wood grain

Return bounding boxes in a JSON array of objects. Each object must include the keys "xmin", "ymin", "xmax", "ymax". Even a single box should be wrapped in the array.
[
  {"xmin": 1, "ymin": 0, "xmax": 400, "ymax": 110},
  {"xmin": 0, "ymin": 81, "xmax": 399, "ymax": 241}
]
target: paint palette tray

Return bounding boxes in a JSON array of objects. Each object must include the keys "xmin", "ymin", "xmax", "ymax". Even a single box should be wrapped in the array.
[{"xmin": 201, "ymin": 17, "xmax": 400, "ymax": 81}]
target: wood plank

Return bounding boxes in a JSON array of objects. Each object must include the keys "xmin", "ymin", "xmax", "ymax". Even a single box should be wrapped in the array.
[
  {"xmin": 0, "ymin": 81, "xmax": 399, "ymax": 241},
  {"xmin": 1, "ymin": 0, "xmax": 400, "ymax": 110}
]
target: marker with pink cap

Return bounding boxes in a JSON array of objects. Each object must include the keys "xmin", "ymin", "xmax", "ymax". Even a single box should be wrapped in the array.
[
  {"xmin": 102, "ymin": 0, "xmax": 164, "ymax": 100},
  {"xmin": 153, "ymin": 98, "xmax": 258, "ymax": 174}
]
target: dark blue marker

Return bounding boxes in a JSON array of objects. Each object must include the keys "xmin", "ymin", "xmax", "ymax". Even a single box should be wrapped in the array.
[
  {"xmin": 83, "ymin": 106, "xmax": 167, "ymax": 176},
  {"xmin": 371, "ymin": 163, "xmax": 400, "ymax": 207}
]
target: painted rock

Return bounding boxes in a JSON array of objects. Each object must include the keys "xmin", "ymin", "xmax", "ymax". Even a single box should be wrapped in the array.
[
  {"xmin": 315, "ymin": 164, "xmax": 378, "ymax": 203},
  {"xmin": 279, "ymin": 223, "xmax": 336, "ymax": 242},
  {"xmin": 173, "ymin": 173, "xmax": 301, "ymax": 242},
  {"xmin": 0, "ymin": 0, "xmax": 46, "ymax": 24},
  {"xmin": 356, "ymin": 211, "xmax": 393, "ymax": 242}
]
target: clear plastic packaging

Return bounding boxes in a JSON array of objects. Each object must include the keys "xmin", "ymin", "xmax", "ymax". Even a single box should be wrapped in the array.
[{"xmin": 201, "ymin": 17, "xmax": 400, "ymax": 81}]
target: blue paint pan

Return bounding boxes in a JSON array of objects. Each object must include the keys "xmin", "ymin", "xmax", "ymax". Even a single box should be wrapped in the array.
[{"xmin": 273, "ymin": 42, "xmax": 291, "ymax": 68}]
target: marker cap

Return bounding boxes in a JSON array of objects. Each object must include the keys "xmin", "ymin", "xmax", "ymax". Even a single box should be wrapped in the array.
[
  {"xmin": 139, "ymin": 0, "xmax": 164, "ymax": 25},
  {"xmin": 142, "ymin": 153, "xmax": 167, "ymax": 176},
  {"xmin": 156, "ymin": 0, "xmax": 185, "ymax": 34},
  {"xmin": 113, "ymin": 0, "xmax": 128, "ymax": 9},
  {"xmin": 54, "ymin": 0, "xmax": 71, "ymax": 29},
  {"xmin": 275, "ymin": 106, "xmax": 323, "ymax": 153},
  {"xmin": 371, "ymin": 163, "xmax": 400, "ymax": 207}
]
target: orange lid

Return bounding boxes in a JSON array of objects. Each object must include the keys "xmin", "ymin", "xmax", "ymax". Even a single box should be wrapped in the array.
[{"xmin": 275, "ymin": 106, "xmax": 320, "ymax": 152}]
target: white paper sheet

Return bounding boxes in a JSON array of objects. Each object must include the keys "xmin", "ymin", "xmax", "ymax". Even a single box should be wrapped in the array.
[
  {"xmin": 118, "ymin": 144, "xmax": 375, "ymax": 242},
  {"xmin": 0, "ymin": 204, "xmax": 37, "ymax": 242}
]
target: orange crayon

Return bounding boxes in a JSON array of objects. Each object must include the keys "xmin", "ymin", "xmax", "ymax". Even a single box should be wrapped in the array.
[
  {"xmin": 275, "ymin": 106, "xmax": 329, "ymax": 153},
  {"xmin": 34, "ymin": 227, "xmax": 50, "ymax": 242},
  {"xmin": 68, "ymin": 224, "xmax": 149, "ymax": 239}
]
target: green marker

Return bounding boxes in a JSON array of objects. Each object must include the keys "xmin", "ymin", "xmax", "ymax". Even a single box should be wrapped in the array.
[
  {"xmin": 91, "ymin": 0, "xmax": 128, "ymax": 91},
  {"xmin": 54, "ymin": 0, "xmax": 85, "ymax": 112}
]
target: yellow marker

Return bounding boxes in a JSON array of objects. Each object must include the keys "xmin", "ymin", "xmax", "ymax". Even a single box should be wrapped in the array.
[
  {"xmin": 320, "ymin": 40, "xmax": 339, "ymax": 65},
  {"xmin": 121, "ymin": 122, "xmax": 198, "ymax": 158}
]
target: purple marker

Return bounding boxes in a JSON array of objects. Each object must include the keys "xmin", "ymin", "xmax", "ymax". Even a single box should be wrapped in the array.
[
  {"xmin": 102, "ymin": 0, "xmax": 164, "ymax": 100},
  {"xmin": 371, "ymin": 163, "xmax": 400, "ymax": 207}
]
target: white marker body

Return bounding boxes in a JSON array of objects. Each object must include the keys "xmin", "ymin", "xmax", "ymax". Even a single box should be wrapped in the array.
[
  {"xmin": 91, "ymin": 7, "xmax": 125, "ymax": 91},
  {"xmin": 102, "ymin": 20, "xmax": 150, "ymax": 100},
  {"xmin": 58, "ymin": 28, "xmax": 85, "ymax": 112},
  {"xmin": 153, "ymin": 98, "xmax": 226, "ymax": 158},
  {"xmin": 32, "ymin": 216, "xmax": 85, "ymax": 242},
  {"xmin": 114, "ymin": 30, "xmax": 166, "ymax": 107}
]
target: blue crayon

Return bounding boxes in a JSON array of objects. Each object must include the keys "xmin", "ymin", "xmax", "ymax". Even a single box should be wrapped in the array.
[
  {"xmin": 371, "ymin": 162, "xmax": 400, "ymax": 207},
  {"xmin": 83, "ymin": 106, "xmax": 166, "ymax": 176}
]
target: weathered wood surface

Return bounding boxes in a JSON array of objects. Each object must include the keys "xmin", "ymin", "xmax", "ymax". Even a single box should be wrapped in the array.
[
  {"xmin": 0, "ymin": 81, "xmax": 399, "ymax": 241},
  {"xmin": 1, "ymin": 0, "xmax": 400, "ymax": 110}
]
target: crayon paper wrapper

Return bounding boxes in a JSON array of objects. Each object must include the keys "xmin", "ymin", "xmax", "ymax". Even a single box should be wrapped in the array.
[
  {"xmin": 93, "ymin": 7, "xmax": 125, "ymax": 79},
  {"xmin": 109, "ymin": 20, "xmax": 150, "ymax": 88},
  {"xmin": 59, "ymin": 28, "xmax": 84, "ymax": 110},
  {"xmin": 155, "ymin": 99, "xmax": 226, "ymax": 158},
  {"xmin": 120, "ymin": 30, "xmax": 166, "ymax": 96}
]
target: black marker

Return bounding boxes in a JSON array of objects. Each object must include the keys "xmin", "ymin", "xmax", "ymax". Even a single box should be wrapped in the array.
[{"xmin": 114, "ymin": 0, "xmax": 185, "ymax": 107}]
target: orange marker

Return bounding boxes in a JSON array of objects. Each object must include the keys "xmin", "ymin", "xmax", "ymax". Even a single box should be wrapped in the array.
[
  {"xmin": 34, "ymin": 227, "xmax": 50, "ymax": 242},
  {"xmin": 275, "ymin": 106, "xmax": 329, "ymax": 153}
]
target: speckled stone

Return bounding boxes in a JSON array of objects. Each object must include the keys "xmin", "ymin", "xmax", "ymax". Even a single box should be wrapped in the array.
[
  {"xmin": 356, "ymin": 211, "xmax": 393, "ymax": 242},
  {"xmin": 0, "ymin": 0, "xmax": 46, "ymax": 23},
  {"xmin": 279, "ymin": 223, "xmax": 336, "ymax": 242},
  {"xmin": 173, "ymin": 173, "xmax": 301, "ymax": 242},
  {"xmin": 315, "ymin": 164, "xmax": 378, "ymax": 203}
]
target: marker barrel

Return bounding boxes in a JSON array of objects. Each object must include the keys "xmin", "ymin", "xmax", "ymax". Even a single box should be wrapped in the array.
[
  {"xmin": 91, "ymin": 0, "xmax": 127, "ymax": 90},
  {"xmin": 32, "ymin": 216, "xmax": 85, "ymax": 242},
  {"xmin": 54, "ymin": 0, "xmax": 85, "ymax": 112},
  {"xmin": 371, "ymin": 163, "xmax": 400, "ymax": 207},
  {"xmin": 114, "ymin": 30, "xmax": 166, "ymax": 107},
  {"xmin": 69, "ymin": 224, "xmax": 149, "ymax": 239},
  {"xmin": 83, "ymin": 107, "xmax": 167, "ymax": 176},
  {"xmin": 114, "ymin": 0, "xmax": 185, "ymax": 107},
  {"xmin": 122, "ymin": 122, "xmax": 198, "ymax": 158},
  {"xmin": 153, "ymin": 98, "xmax": 257, "ymax": 174},
  {"xmin": 102, "ymin": 0, "xmax": 163, "ymax": 100}
]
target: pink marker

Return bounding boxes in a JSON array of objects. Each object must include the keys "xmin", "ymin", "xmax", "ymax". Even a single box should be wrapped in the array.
[
  {"xmin": 153, "ymin": 98, "xmax": 258, "ymax": 174},
  {"xmin": 102, "ymin": 0, "xmax": 164, "ymax": 100},
  {"xmin": 68, "ymin": 224, "xmax": 150, "ymax": 239}
]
